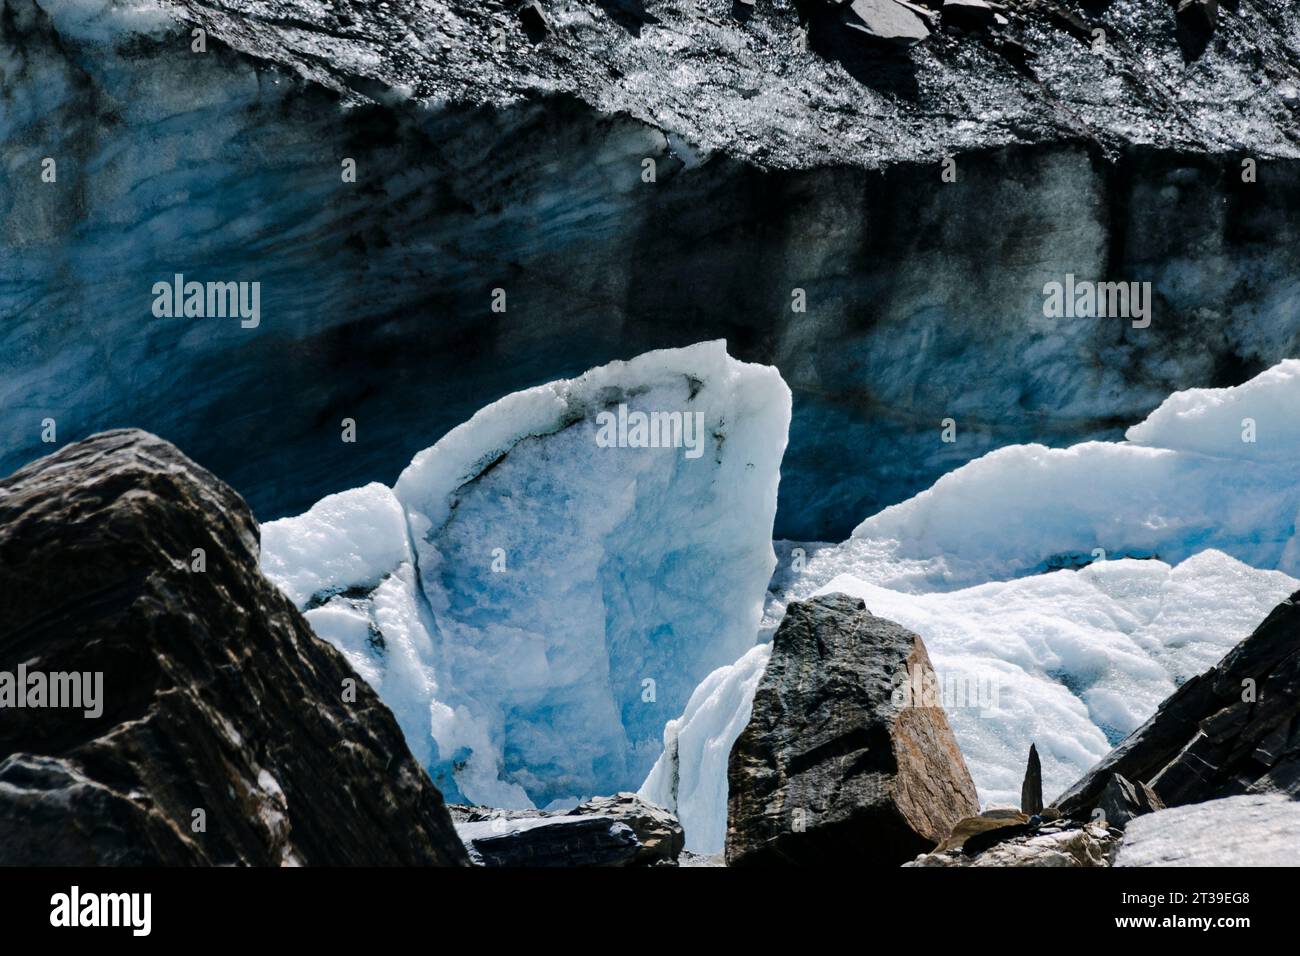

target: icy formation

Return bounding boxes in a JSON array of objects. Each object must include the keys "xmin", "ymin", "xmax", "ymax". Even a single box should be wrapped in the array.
[
  {"xmin": 651, "ymin": 359, "xmax": 1300, "ymax": 852},
  {"xmin": 650, "ymin": 551, "xmax": 1295, "ymax": 852},
  {"xmin": 1115, "ymin": 795, "xmax": 1300, "ymax": 867},
  {"xmin": 768, "ymin": 359, "xmax": 1300, "ymax": 610},
  {"xmin": 638, "ymin": 642, "xmax": 772, "ymax": 854},
  {"xmin": 6, "ymin": 0, "xmax": 1300, "ymax": 545},
  {"xmin": 262, "ymin": 342, "xmax": 790, "ymax": 808}
]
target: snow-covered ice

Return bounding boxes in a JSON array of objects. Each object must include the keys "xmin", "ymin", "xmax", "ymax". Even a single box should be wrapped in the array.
[
  {"xmin": 766, "ymin": 359, "xmax": 1300, "ymax": 610},
  {"xmin": 648, "ymin": 551, "xmax": 1295, "ymax": 852},
  {"xmin": 1116, "ymin": 795, "xmax": 1300, "ymax": 866},
  {"xmin": 651, "ymin": 359, "xmax": 1300, "ymax": 852},
  {"xmin": 262, "ymin": 341, "xmax": 790, "ymax": 808},
  {"xmin": 638, "ymin": 642, "xmax": 771, "ymax": 854}
]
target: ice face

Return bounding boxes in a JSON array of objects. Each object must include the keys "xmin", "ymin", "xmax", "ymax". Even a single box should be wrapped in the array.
[{"xmin": 262, "ymin": 341, "xmax": 791, "ymax": 808}]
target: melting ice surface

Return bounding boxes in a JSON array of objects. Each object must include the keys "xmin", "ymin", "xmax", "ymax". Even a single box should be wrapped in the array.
[
  {"xmin": 643, "ymin": 359, "xmax": 1300, "ymax": 852},
  {"xmin": 262, "ymin": 341, "xmax": 791, "ymax": 808}
]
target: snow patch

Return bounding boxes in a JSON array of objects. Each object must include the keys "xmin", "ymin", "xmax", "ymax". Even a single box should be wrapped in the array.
[{"xmin": 1116, "ymin": 795, "xmax": 1300, "ymax": 866}]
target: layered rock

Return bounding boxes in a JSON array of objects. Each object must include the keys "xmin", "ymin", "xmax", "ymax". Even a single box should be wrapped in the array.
[
  {"xmin": 0, "ymin": 431, "xmax": 467, "ymax": 866},
  {"xmin": 726, "ymin": 594, "xmax": 978, "ymax": 866},
  {"xmin": 450, "ymin": 793, "xmax": 683, "ymax": 867},
  {"xmin": 1055, "ymin": 588, "xmax": 1300, "ymax": 818},
  {"xmin": 1094, "ymin": 773, "xmax": 1164, "ymax": 829}
]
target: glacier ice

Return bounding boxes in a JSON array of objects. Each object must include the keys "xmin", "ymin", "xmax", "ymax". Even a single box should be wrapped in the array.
[
  {"xmin": 767, "ymin": 358, "xmax": 1300, "ymax": 611},
  {"xmin": 637, "ymin": 642, "xmax": 771, "ymax": 855},
  {"xmin": 649, "ymin": 359, "xmax": 1300, "ymax": 852},
  {"xmin": 646, "ymin": 551, "xmax": 1295, "ymax": 852},
  {"xmin": 262, "ymin": 341, "xmax": 791, "ymax": 808}
]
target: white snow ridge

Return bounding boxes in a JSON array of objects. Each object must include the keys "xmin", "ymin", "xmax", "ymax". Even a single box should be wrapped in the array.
[{"xmin": 261, "ymin": 341, "xmax": 791, "ymax": 809}]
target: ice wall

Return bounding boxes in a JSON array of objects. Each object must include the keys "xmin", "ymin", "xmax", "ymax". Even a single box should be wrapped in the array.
[{"xmin": 262, "ymin": 342, "xmax": 791, "ymax": 807}]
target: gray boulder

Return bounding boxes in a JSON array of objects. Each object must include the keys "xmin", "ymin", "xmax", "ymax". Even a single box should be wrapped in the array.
[
  {"xmin": 1116, "ymin": 795, "xmax": 1300, "ymax": 867},
  {"xmin": 842, "ymin": 0, "xmax": 932, "ymax": 45},
  {"xmin": 726, "ymin": 593, "xmax": 979, "ymax": 866},
  {"xmin": 451, "ymin": 793, "xmax": 683, "ymax": 866},
  {"xmin": 0, "ymin": 431, "xmax": 467, "ymax": 866}
]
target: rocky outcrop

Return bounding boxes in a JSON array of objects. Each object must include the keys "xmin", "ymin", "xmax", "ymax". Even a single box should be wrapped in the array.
[
  {"xmin": 726, "ymin": 593, "xmax": 978, "ymax": 866},
  {"xmin": 907, "ymin": 820, "xmax": 1117, "ymax": 867},
  {"xmin": 450, "ymin": 793, "xmax": 683, "ymax": 867},
  {"xmin": 1095, "ymin": 773, "xmax": 1165, "ymax": 829},
  {"xmin": 0, "ymin": 431, "xmax": 467, "ymax": 866},
  {"xmin": 1056, "ymin": 589, "xmax": 1300, "ymax": 819}
]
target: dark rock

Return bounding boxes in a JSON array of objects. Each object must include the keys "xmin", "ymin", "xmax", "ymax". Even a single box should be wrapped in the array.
[
  {"xmin": 0, "ymin": 430, "xmax": 467, "ymax": 866},
  {"xmin": 726, "ymin": 593, "xmax": 979, "ymax": 866},
  {"xmin": 518, "ymin": 2, "xmax": 551, "ymax": 43},
  {"xmin": 451, "ymin": 792, "xmax": 683, "ymax": 866},
  {"xmin": 1056, "ymin": 589, "xmax": 1300, "ymax": 820},
  {"xmin": 1173, "ymin": 0, "xmax": 1218, "ymax": 58},
  {"xmin": 842, "ymin": 0, "xmax": 932, "ymax": 45},
  {"xmin": 452, "ymin": 790, "xmax": 686, "ymax": 868},
  {"xmin": 571, "ymin": 792, "xmax": 684, "ymax": 865},
  {"xmin": 1096, "ymin": 773, "xmax": 1144, "ymax": 829},
  {"xmin": 941, "ymin": 0, "xmax": 1000, "ymax": 30},
  {"xmin": 1176, "ymin": 0, "xmax": 1219, "ymax": 37},
  {"xmin": 458, "ymin": 816, "xmax": 641, "ymax": 867},
  {"xmin": 1021, "ymin": 742, "xmax": 1043, "ymax": 814}
]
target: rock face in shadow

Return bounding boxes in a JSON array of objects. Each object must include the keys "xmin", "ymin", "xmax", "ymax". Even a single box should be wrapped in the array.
[
  {"xmin": 1056, "ymin": 589, "xmax": 1300, "ymax": 819},
  {"xmin": 726, "ymin": 593, "xmax": 978, "ymax": 866},
  {"xmin": 450, "ymin": 793, "xmax": 684, "ymax": 867},
  {"xmin": 0, "ymin": 430, "xmax": 467, "ymax": 866}
]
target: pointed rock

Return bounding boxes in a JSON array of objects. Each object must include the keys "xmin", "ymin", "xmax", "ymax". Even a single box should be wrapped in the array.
[{"xmin": 1021, "ymin": 743, "xmax": 1043, "ymax": 815}]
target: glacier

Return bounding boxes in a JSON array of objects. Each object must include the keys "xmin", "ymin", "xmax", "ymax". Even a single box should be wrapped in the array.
[
  {"xmin": 7, "ymin": 0, "xmax": 1300, "ymax": 548},
  {"xmin": 647, "ymin": 359, "xmax": 1300, "ymax": 853},
  {"xmin": 261, "ymin": 341, "xmax": 791, "ymax": 808}
]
